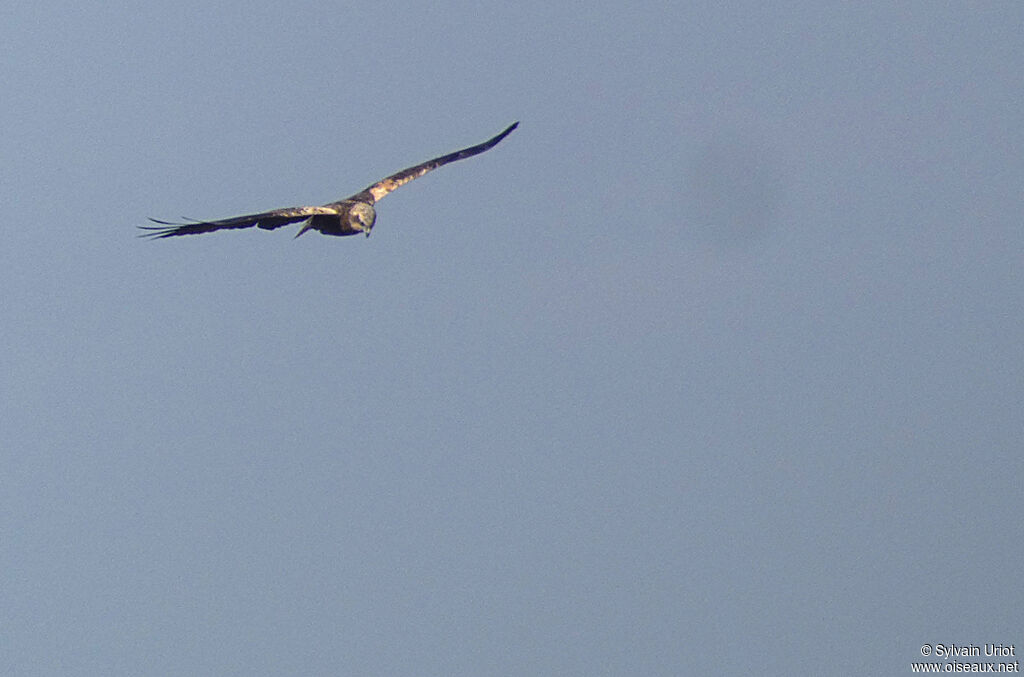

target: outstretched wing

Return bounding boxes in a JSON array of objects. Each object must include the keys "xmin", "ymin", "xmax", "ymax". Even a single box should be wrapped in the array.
[
  {"xmin": 354, "ymin": 122, "xmax": 518, "ymax": 203},
  {"xmin": 138, "ymin": 205, "xmax": 340, "ymax": 239}
]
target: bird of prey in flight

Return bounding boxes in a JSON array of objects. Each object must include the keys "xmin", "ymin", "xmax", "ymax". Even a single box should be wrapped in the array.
[{"xmin": 140, "ymin": 122, "xmax": 518, "ymax": 240}]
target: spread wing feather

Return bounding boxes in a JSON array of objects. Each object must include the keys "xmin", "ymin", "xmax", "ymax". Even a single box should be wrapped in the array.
[
  {"xmin": 138, "ymin": 206, "xmax": 340, "ymax": 239},
  {"xmin": 356, "ymin": 122, "xmax": 518, "ymax": 203}
]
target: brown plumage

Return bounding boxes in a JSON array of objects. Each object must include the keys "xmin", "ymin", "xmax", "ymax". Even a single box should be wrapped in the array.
[{"xmin": 140, "ymin": 122, "xmax": 518, "ymax": 239}]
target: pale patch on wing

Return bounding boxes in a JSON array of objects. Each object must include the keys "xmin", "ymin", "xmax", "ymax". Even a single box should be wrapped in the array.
[
  {"xmin": 259, "ymin": 205, "xmax": 341, "ymax": 220},
  {"xmin": 366, "ymin": 164, "xmax": 439, "ymax": 202}
]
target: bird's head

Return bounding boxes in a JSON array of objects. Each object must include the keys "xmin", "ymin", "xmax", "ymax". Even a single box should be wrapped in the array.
[{"xmin": 349, "ymin": 202, "xmax": 376, "ymax": 237}]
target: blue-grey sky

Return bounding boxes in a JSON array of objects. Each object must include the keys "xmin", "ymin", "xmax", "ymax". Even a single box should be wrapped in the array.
[{"xmin": 2, "ymin": 2, "xmax": 1021, "ymax": 674}]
